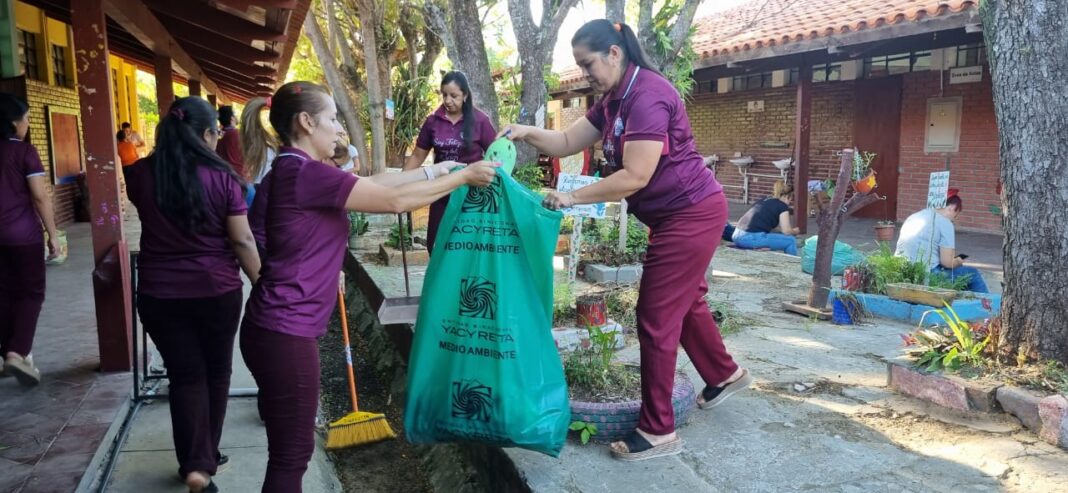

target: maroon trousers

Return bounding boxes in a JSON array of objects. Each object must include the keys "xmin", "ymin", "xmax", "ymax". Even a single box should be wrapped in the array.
[
  {"xmin": 240, "ymin": 321, "xmax": 320, "ymax": 493},
  {"xmin": 139, "ymin": 289, "xmax": 242, "ymax": 478},
  {"xmin": 637, "ymin": 192, "xmax": 739, "ymax": 435},
  {"xmin": 0, "ymin": 242, "xmax": 46, "ymax": 357}
]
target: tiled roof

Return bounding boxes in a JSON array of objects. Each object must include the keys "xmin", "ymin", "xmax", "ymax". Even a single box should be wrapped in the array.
[{"xmin": 556, "ymin": 0, "xmax": 977, "ymax": 90}]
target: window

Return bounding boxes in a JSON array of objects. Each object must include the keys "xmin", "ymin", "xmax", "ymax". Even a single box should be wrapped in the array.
[
  {"xmin": 731, "ymin": 72, "xmax": 772, "ymax": 91},
  {"xmin": 52, "ymin": 45, "xmax": 69, "ymax": 87},
  {"xmin": 813, "ymin": 63, "xmax": 842, "ymax": 83},
  {"xmin": 18, "ymin": 29, "xmax": 40, "ymax": 80},
  {"xmin": 955, "ymin": 43, "xmax": 985, "ymax": 67},
  {"xmin": 864, "ymin": 51, "xmax": 932, "ymax": 78},
  {"xmin": 787, "ymin": 68, "xmax": 799, "ymax": 85}
]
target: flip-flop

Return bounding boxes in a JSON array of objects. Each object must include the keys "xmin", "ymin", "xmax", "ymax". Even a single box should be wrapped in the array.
[
  {"xmin": 610, "ymin": 431, "xmax": 683, "ymax": 462},
  {"xmin": 5, "ymin": 357, "xmax": 40, "ymax": 387},
  {"xmin": 698, "ymin": 368, "xmax": 753, "ymax": 410}
]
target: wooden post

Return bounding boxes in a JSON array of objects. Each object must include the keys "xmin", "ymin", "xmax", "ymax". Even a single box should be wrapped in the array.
[
  {"xmin": 793, "ymin": 63, "xmax": 812, "ymax": 233},
  {"xmin": 207, "ymin": 94, "xmax": 217, "ymax": 107},
  {"xmin": 188, "ymin": 79, "xmax": 201, "ymax": 97},
  {"xmin": 154, "ymin": 54, "xmax": 174, "ymax": 115},
  {"xmin": 71, "ymin": 0, "xmax": 132, "ymax": 371}
]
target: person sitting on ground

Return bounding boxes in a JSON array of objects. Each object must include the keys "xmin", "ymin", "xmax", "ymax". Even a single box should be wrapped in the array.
[
  {"xmin": 894, "ymin": 192, "xmax": 989, "ymax": 293},
  {"xmin": 731, "ymin": 183, "xmax": 800, "ymax": 255}
]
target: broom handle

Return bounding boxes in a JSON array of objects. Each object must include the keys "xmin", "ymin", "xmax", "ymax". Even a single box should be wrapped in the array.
[{"xmin": 337, "ymin": 289, "xmax": 360, "ymax": 413}]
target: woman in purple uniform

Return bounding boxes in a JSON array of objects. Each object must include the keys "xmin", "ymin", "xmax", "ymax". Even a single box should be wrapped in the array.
[
  {"xmin": 502, "ymin": 20, "xmax": 752, "ymax": 461},
  {"xmin": 242, "ymin": 81, "xmax": 497, "ymax": 492},
  {"xmin": 0, "ymin": 92, "xmax": 58, "ymax": 387},
  {"xmin": 125, "ymin": 97, "xmax": 261, "ymax": 492}
]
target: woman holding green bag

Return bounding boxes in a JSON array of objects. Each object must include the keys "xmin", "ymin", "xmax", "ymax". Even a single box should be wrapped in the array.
[
  {"xmin": 404, "ymin": 71, "xmax": 497, "ymax": 253},
  {"xmin": 501, "ymin": 20, "xmax": 752, "ymax": 461}
]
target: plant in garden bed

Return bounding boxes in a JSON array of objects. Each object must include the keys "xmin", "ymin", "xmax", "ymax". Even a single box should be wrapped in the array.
[
  {"xmin": 580, "ymin": 216, "xmax": 649, "ymax": 267},
  {"xmin": 384, "ymin": 222, "xmax": 413, "ymax": 249},
  {"xmin": 568, "ymin": 421, "xmax": 598, "ymax": 445},
  {"xmin": 564, "ymin": 322, "xmax": 641, "ymax": 403},
  {"xmin": 903, "ymin": 303, "xmax": 990, "ymax": 372},
  {"xmin": 512, "ymin": 163, "xmax": 546, "ymax": 194},
  {"xmin": 553, "ymin": 282, "xmax": 577, "ymax": 326}
]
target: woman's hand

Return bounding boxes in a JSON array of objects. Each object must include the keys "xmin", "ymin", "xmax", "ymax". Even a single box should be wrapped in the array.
[
  {"xmin": 497, "ymin": 124, "xmax": 531, "ymax": 142},
  {"xmin": 430, "ymin": 161, "xmax": 464, "ymax": 178},
  {"xmin": 461, "ymin": 161, "xmax": 499, "ymax": 187},
  {"xmin": 46, "ymin": 235, "xmax": 59, "ymax": 261},
  {"xmin": 542, "ymin": 191, "xmax": 575, "ymax": 210}
]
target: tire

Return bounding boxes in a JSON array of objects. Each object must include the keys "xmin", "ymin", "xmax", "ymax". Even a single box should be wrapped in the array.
[{"xmin": 569, "ymin": 372, "xmax": 696, "ymax": 442}]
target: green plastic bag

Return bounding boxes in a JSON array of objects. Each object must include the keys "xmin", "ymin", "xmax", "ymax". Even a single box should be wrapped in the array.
[
  {"xmin": 404, "ymin": 160, "xmax": 568, "ymax": 456},
  {"xmin": 800, "ymin": 235, "xmax": 867, "ymax": 275}
]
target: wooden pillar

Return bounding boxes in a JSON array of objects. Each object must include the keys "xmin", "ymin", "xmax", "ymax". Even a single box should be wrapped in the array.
[
  {"xmin": 188, "ymin": 79, "xmax": 201, "ymax": 97},
  {"xmin": 207, "ymin": 94, "xmax": 217, "ymax": 107},
  {"xmin": 154, "ymin": 54, "xmax": 174, "ymax": 115},
  {"xmin": 71, "ymin": 0, "xmax": 132, "ymax": 372},
  {"xmin": 793, "ymin": 63, "xmax": 813, "ymax": 233}
]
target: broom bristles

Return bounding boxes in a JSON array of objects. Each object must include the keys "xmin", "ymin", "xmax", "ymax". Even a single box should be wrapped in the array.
[{"xmin": 325, "ymin": 411, "xmax": 397, "ymax": 449}]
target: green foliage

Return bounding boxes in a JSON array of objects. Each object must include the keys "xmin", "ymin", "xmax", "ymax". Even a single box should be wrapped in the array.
[
  {"xmin": 581, "ymin": 216, "xmax": 649, "ymax": 266},
  {"xmin": 553, "ymin": 282, "xmax": 576, "ymax": 326},
  {"xmin": 563, "ymin": 321, "xmax": 639, "ymax": 398},
  {"xmin": 904, "ymin": 303, "xmax": 990, "ymax": 371},
  {"xmin": 559, "ymin": 215, "xmax": 574, "ymax": 234},
  {"xmin": 862, "ymin": 243, "xmax": 930, "ymax": 295},
  {"xmin": 852, "ymin": 148, "xmax": 877, "ymax": 181},
  {"xmin": 388, "ymin": 65, "xmax": 435, "ymax": 162},
  {"xmin": 287, "ymin": 34, "xmax": 326, "ymax": 84},
  {"xmin": 928, "ymin": 271, "xmax": 972, "ymax": 291},
  {"xmin": 512, "ymin": 163, "xmax": 546, "ymax": 193},
  {"xmin": 1028, "ymin": 361, "xmax": 1068, "ymax": 395},
  {"xmin": 603, "ymin": 285, "xmax": 640, "ymax": 330},
  {"xmin": 648, "ymin": 2, "xmax": 698, "ymax": 99},
  {"xmin": 348, "ymin": 212, "xmax": 370, "ymax": 239},
  {"xmin": 568, "ymin": 421, "xmax": 598, "ymax": 445},
  {"xmin": 385, "ymin": 221, "xmax": 413, "ymax": 249}
]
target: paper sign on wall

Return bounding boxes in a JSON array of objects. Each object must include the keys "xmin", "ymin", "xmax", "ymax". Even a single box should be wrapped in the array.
[
  {"xmin": 927, "ymin": 171, "xmax": 950, "ymax": 209},
  {"xmin": 949, "ymin": 66, "xmax": 982, "ymax": 84}
]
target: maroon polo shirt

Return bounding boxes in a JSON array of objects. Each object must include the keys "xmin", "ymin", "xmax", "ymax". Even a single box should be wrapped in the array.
[
  {"xmin": 0, "ymin": 138, "xmax": 46, "ymax": 246},
  {"xmin": 586, "ymin": 63, "xmax": 722, "ymax": 225},
  {"xmin": 245, "ymin": 147, "xmax": 359, "ymax": 338},
  {"xmin": 125, "ymin": 157, "xmax": 248, "ymax": 298},
  {"xmin": 216, "ymin": 126, "xmax": 247, "ymax": 180},
  {"xmin": 416, "ymin": 105, "xmax": 497, "ymax": 164}
]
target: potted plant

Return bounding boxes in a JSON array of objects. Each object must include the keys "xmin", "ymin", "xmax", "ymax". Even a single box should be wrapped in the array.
[
  {"xmin": 556, "ymin": 216, "xmax": 574, "ymax": 254},
  {"xmin": 873, "ymin": 220, "xmax": 896, "ymax": 242},
  {"xmin": 565, "ymin": 322, "xmax": 696, "ymax": 443},
  {"xmin": 851, "ymin": 149, "xmax": 878, "ymax": 194},
  {"xmin": 347, "ymin": 212, "xmax": 370, "ymax": 249}
]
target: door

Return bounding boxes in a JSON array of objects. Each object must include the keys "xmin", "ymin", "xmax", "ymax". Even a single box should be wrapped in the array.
[{"xmin": 852, "ymin": 77, "xmax": 902, "ymax": 219}]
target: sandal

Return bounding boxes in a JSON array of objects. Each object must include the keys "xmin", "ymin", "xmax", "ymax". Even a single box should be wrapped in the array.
[
  {"xmin": 5, "ymin": 355, "xmax": 40, "ymax": 387},
  {"xmin": 610, "ymin": 431, "xmax": 683, "ymax": 462},
  {"xmin": 698, "ymin": 368, "xmax": 753, "ymax": 410}
]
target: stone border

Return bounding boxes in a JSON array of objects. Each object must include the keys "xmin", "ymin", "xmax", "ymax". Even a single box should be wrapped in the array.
[
  {"xmin": 584, "ymin": 263, "xmax": 642, "ymax": 283},
  {"xmin": 833, "ymin": 290, "xmax": 1001, "ymax": 324},
  {"xmin": 379, "ymin": 244, "xmax": 430, "ymax": 266},
  {"xmin": 888, "ymin": 361, "xmax": 1068, "ymax": 450}
]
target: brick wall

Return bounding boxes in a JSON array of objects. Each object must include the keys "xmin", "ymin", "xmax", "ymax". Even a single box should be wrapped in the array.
[
  {"xmin": 24, "ymin": 78, "xmax": 84, "ymax": 227},
  {"xmin": 897, "ymin": 69, "xmax": 1001, "ymax": 233},
  {"xmin": 559, "ymin": 104, "xmax": 587, "ymax": 132},
  {"xmin": 687, "ymin": 82, "xmax": 855, "ymax": 203}
]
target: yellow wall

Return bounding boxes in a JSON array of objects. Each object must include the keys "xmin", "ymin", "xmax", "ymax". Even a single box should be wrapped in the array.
[{"xmin": 15, "ymin": 2, "xmax": 139, "ymax": 134}]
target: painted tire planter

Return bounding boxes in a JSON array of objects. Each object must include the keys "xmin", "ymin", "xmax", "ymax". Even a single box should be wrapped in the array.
[{"xmin": 569, "ymin": 371, "xmax": 697, "ymax": 443}]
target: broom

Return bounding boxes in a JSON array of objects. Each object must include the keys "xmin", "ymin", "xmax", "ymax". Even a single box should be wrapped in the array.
[{"xmin": 326, "ymin": 289, "xmax": 397, "ymax": 449}]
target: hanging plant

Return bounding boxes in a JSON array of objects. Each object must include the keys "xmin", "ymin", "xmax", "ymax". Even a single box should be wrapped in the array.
[{"xmin": 851, "ymin": 148, "xmax": 878, "ymax": 193}]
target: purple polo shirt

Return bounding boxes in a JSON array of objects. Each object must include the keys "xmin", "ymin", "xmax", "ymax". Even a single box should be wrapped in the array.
[
  {"xmin": 0, "ymin": 139, "xmax": 46, "ymax": 246},
  {"xmin": 125, "ymin": 158, "xmax": 248, "ymax": 298},
  {"xmin": 416, "ymin": 105, "xmax": 497, "ymax": 164},
  {"xmin": 244, "ymin": 147, "xmax": 359, "ymax": 338},
  {"xmin": 586, "ymin": 63, "xmax": 721, "ymax": 225}
]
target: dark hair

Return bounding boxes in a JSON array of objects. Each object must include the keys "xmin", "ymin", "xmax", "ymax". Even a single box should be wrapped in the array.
[
  {"xmin": 121, "ymin": 122, "xmax": 132, "ymax": 129},
  {"xmin": 945, "ymin": 195, "xmax": 963, "ymax": 212},
  {"xmin": 116, "ymin": 130, "xmax": 127, "ymax": 142},
  {"xmin": 0, "ymin": 92, "xmax": 29, "ymax": 139},
  {"xmin": 441, "ymin": 71, "xmax": 475, "ymax": 149},
  {"xmin": 245, "ymin": 81, "xmax": 332, "ymax": 150},
  {"xmin": 151, "ymin": 97, "xmax": 245, "ymax": 232},
  {"xmin": 218, "ymin": 106, "xmax": 235, "ymax": 127},
  {"xmin": 571, "ymin": 20, "xmax": 659, "ymax": 74}
]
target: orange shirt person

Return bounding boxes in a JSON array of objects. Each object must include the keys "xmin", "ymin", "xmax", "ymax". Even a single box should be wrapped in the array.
[{"xmin": 117, "ymin": 130, "xmax": 139, "ymax": 166}]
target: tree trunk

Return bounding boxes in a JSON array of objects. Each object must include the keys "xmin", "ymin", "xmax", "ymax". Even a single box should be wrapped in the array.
[
  {"xmin": 980, "ymin": 0, "xmax": 1068, "ymax": 365},
  {"xmin": 423, "ymin": 0, "xmax": 457, "ymax": 67},
  {"xmin": 605, "ymin": 0, "xmax": 625, "ymax": 23},
  {"xmin": 636, "ymin": 0, "xmax": 701, "ymax": 74},
  {"xmin": 303, "ymin": 14, "xmax": 370, "ymax": 172},
  {"xmin": 355, "ymin": 0, "xmax": 388, "ymax": 174},
  {"xmin": 446, "ymin": 0, "xmax": 499, "ymax": 129},
  {"xmin": 808, "ymin": 149, "xmax": 882, "ymax": 309},
  {"xmin": 507, "ymin": 0, "xmax": 580, "ymax": 166}
]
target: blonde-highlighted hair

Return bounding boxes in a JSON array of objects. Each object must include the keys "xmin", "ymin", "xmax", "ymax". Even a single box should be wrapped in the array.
[
  {"xmin": 773, "ymin": 180, "xmax": 794, "ymax": 199},
  {"xmin": 240, "ymin": 97, "xmax": 278, "ymax": 181}
]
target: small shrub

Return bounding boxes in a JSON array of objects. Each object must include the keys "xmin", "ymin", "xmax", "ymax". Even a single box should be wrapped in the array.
[
  {"xmin": 568, "ymin": 421, "xmax": 598, "ymax": 445},
  {"xmin": 385, "ymin": 222, "xmax": 413, "ymax": 249},
  {"xmin": 902, "ymin": 303, "xmax": 990, "ymax": 371},
  {"xmin": 512, "ymin": 163, "xmax": 545, "ymax": 193}
]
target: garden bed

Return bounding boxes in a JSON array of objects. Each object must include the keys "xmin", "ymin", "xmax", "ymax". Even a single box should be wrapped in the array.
[{"xmin": 831, "ymin": 289, "xmax": 1000, "ymax": 324}]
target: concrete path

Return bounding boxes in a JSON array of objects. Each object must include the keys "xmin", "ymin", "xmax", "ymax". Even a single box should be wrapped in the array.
[{"xmin": 507, "ymin": 246, "xmax": 1062, "ymax": 492}]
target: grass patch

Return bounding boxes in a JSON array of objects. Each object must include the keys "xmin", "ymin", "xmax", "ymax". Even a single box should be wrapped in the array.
[{"xmin": 708, "ymin": 298, "xmax": 757, "ymax": 335}]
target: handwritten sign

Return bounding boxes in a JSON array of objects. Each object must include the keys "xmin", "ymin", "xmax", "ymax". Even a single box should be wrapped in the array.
[
  {"xmin": 927, "ymin": 171, "xmax": 950, "ymax": 209},
  {"xmin": 556, "ymin": 173, "xmax": 606, "ymax": 218}
]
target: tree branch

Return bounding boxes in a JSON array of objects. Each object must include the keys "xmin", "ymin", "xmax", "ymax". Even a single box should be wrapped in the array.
[
  {"xmin": 547, "ymin": 0, "xmax": 580, "ymax": 36},
  {"xmin": 843, "ymin": 193, "xmax": 884, "ymax": 217},
  {"xmin": 667, "ymin": 0, "xmax": 702, "ymax": 56}
]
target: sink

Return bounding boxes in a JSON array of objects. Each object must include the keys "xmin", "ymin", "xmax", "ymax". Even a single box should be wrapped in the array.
[
  {"xmin": 772, "ymin": 158, "xmax": 793, "ymax": 170},
  {"xmin": 729, "ymin": 156, "xmax": 754, "ymax": 166},
  {"xmin": 704, "ymin": 154, "xmax": 720, "ymax": 167}
]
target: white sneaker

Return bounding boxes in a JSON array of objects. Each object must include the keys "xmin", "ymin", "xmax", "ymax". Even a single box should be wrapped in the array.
[{"xmin": 5, "ymin": 354, "xmax": 41, "ymax": 386}]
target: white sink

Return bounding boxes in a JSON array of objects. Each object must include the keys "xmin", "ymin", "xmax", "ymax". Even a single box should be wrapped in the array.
[
  {"xmin": 729, "ymin": 156, "xmax": 754, "ymax": 166},
  {"xmin": 703, "ymin": 154, "xmax": 720, "ymax": 166},
  {"xmin": 772, "ymin": 158, "xmax": 793, "ymax": 170}
]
